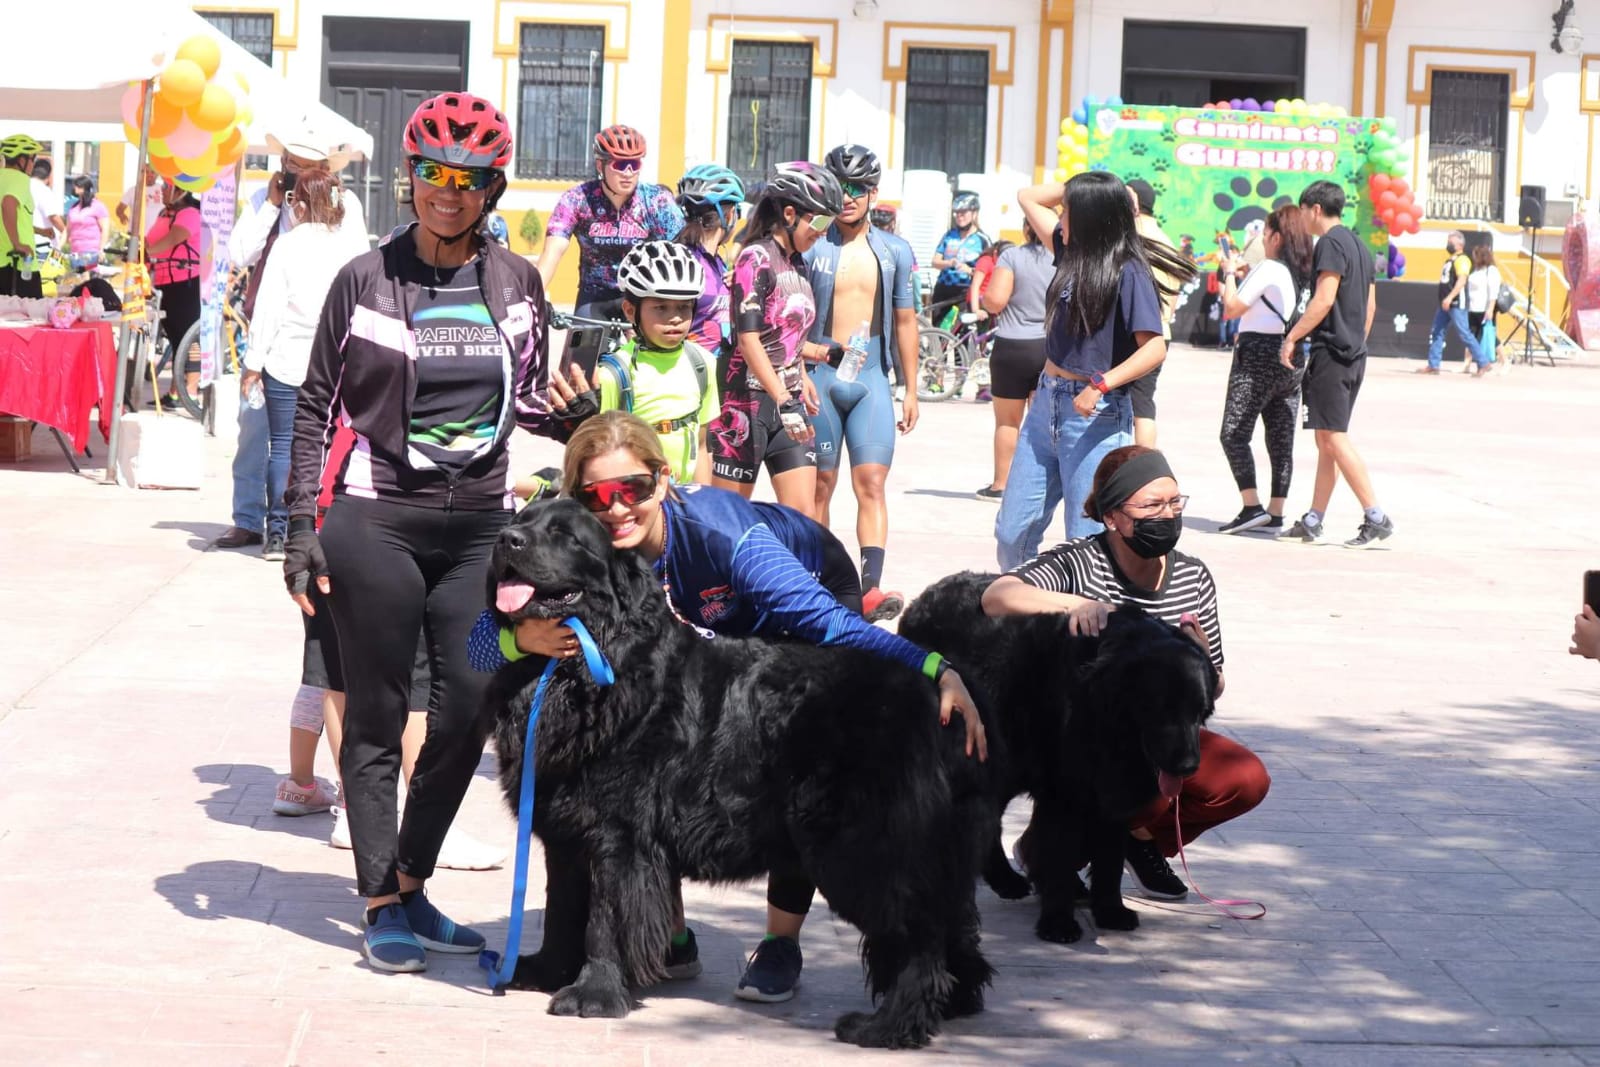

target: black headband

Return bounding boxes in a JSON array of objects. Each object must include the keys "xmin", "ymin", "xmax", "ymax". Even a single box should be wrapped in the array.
[{"xmin": 1096, "ymin": 450, "xmax": 1175, "ymax": 516}]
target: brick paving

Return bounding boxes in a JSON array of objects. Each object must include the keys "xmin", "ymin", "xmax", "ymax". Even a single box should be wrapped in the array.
[{"xmin": 2, "ymin": 348, "xmax": 1598, "ymax": 1065}]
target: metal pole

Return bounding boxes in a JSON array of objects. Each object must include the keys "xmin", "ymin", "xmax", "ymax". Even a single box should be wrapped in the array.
[
  {"xmin": 1522, "ymin": 227, "xmax": 1536, "ymax": 367},
  {"xmin": 104, "ymin": 79, "xmax": 156, "ymax": 485}
]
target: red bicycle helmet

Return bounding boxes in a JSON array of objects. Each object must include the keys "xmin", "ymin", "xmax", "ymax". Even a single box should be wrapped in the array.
[
  {"xmin": 404, "ymin": 93, "xmax": 512, "ymax": 169},
  {"xmin": 594, "ymin": 124, "xmax": 647, "ymax": 160}
]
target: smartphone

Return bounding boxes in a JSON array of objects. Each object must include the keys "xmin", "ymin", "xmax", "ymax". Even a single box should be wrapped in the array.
[
  {"xmin": 280, "ymin": 169, "xmax": 298, "ymax": 194},
  {"xmin": 561, "ymin": 326, "xmax": 604, "ymax": 378},
  {"xmin": 1585, "ymin": 570, "xmax": 1600, "ymax": 612}
]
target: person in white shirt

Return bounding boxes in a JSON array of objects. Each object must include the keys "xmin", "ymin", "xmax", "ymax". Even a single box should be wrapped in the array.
[
  {"xmin": 216, "ymin": 129, "xmax": 369, "ymax": 554},
  {"xmin": 29, "ymin": 158, "xmax": 64, "ymax": 257},
  {"xmin": 1462, "ymin": 243, "xmax": 1502, "ymax": 371},
  {"xmin": 117, "ymin": 164, "xmax": 163, "ymax": 238},
  {"xmin": 1215, "ymin": 205, "xmax": 1316, "ymax": 535}
]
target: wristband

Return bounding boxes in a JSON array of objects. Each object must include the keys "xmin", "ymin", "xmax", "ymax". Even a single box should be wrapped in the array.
[
  {"xmin": 1089, "ymin": 372, "xmax": 1110, "ymax": 393},
  {"xmin": 498, "ymin": 626, "xmax": 529, "ymax": 663},
  {"xmin": 921, "ymin": 652, "xmax": 949, "ymax": 683},
  {"xmin": 288, "ymin": 516, "xmax": 317, "ymax": 536}
]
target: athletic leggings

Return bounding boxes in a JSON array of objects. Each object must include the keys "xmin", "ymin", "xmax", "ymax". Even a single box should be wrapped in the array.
[
  {"xmin": 319, "ymin": 494, "xmax": 510, "ymax": 898},
  {"xmin": 1219, "ymin": 331, "xmax": 1304, "ymax": 500}
]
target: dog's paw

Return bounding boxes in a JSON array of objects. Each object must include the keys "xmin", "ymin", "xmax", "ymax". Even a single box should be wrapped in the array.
[
  {"xmin": 941, "ymin": 981, "xmax": 985, "ymax": 1019},
  {"xmin": 985, "ymin": 864, "xmax": 1033, "ymax": 901},
  {"xmin": 1034, "ymin": 909, "xmax": 1084, "ymax": 944},
  {"xmin": 548, "ymin": 978, "xmax": 631, "ymax": 1018},
  {"xmin": 834, "ymin": 1010, "xmax": 934, "ymax": 1049},
  {"xmin": 509, "ymin": 950, "xmax": 581, "ymax": 992},
  {"xmin": 1091, "ymin": 902, "xmax": 1141, "ymax": 931}
]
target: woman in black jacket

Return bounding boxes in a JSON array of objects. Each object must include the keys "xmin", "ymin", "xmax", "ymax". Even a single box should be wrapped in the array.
[{"xmin": 283, "ymin": 93, "xmax": 578, "ymax": 974}]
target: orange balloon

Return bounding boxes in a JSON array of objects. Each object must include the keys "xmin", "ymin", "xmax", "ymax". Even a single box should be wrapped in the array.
[
  {"xmin": 149, "ymin": 94, "xmax": 184, "ymax": 138},
  {"xmin": 158, "ymin": 58, "xmax": 206, "ymax": 108},
  {"xmin": 151, "ymin": 154, "xmax": 183, "ymax": 180},
  {"xmin": 189, "ymin": 83, "xmax": 237, "ymax": 132},
  {"xmin": 175, "ymin": 34, "xmax": 222, "ymax": 80},
  {"xmin": 215, "ymin": 127, "xmax": 247, "ymax": 166}
]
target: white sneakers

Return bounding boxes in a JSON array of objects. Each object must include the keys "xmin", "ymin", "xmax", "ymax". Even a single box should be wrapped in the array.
[
  {"xmin": 321, "ymin": 801, "xmax": 503, "ymax": 870},
  {"xmin": 329, "ymin": 804, "xmax": 352, "ymax": 849}
]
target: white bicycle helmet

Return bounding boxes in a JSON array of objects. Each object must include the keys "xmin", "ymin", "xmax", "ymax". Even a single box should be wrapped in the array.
[{"xmin": 616, "ymin": 240, "xmax": 705, "ymax": 301}]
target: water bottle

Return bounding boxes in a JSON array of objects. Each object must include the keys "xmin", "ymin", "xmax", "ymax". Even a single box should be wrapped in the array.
[
  {"xmin": 837, "ymin": 320, "xmax": 870, "ymax": 384},
  {"xmin": 17, "ymin": 256, "xmax": 34, "ymax": 282},
  {"xmin": 245, "ymin": 378, "xmax": 265, "ymax": 410}
]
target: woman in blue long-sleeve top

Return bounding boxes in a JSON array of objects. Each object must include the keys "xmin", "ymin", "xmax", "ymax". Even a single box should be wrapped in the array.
[{"xmin": 469, "ymin": 410, "xmax": 984, "ymax": 1008}]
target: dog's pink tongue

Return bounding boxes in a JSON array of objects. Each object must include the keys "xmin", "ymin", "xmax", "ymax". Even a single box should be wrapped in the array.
[
  {"xmin": 1158, "ymin": 771, "xmax": 1184, "ymax": 799},
  {"xmin": 496, "ymin": 580, "xmax": 537, "ymax": 613}
]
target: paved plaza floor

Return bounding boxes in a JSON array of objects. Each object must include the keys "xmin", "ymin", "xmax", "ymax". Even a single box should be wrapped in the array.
[{"xmin": 2, "ymin": 346, "xmax": 1598, "ymax": 1065}]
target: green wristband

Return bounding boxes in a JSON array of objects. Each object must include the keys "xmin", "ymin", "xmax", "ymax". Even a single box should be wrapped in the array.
[
  {"xmin": 498, "ymin": 626, "xmax": 528, "ymax": 663},
  {"xmin": 921, "ymin": 652, "xmax": 945, "ymax": 681}
]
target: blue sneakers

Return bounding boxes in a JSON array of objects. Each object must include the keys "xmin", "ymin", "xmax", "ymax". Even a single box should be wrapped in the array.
[
  {"xmin": 400, "ymin": 890, "xmax": 487, "ymax": 954},
  {"xmin": 362, "ymin": 904, "xmax": 426, "ymax": 973},
  {"xmin": 734, "ymin": 936, "xmax": 803, "ymax": 1002}
]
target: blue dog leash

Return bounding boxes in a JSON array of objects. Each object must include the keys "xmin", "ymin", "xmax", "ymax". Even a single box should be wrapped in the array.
[{"xmin": 478, "ymin": 616, "xmax": 614, "ymax": 992}]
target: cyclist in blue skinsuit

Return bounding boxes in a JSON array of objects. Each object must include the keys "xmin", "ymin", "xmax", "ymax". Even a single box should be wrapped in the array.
[
  {"xmin": 468, "ymin": 412, "xmax": 985, "ymax": 1011},
  {"xmin": 803, "ymin": 144, "xmax": 920, "ymax": 622}
]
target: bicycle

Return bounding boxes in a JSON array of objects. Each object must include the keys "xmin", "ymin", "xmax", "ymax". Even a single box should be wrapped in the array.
[
  {"xmin": 916, "ymin": 310, "xmax": 994, "ymax": 403},
  {"xmin": 549, "ymin": 307, "xmax": 633, "ymax": 378}
]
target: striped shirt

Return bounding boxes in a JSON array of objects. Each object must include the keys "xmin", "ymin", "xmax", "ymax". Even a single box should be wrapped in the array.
[{"xmin": 1007, "ymin": 535, "xmax": 1224, "ymax": 670}]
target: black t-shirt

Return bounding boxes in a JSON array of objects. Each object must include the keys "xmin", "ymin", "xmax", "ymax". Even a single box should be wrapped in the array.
[
  {"xmin": 1308, "ymin": 225, "xmax": 1374, "ymax": 363},
  {"xmin": 406, "ymin": 259, "xmax": 505, "ymax": 471}
]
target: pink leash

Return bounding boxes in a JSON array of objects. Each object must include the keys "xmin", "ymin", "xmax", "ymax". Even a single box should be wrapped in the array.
[{"xmin": 1148, "ymin": 797, "xmax": 1267, "ymax": 921}]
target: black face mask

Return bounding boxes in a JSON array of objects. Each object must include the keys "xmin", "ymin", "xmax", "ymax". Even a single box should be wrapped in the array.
[{"xmin": 1123, "ymin": 515, "xmax": 1182, "ymax": 558}]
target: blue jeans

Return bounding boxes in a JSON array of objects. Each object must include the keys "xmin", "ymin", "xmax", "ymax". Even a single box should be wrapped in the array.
[
  {"xmin": 231, "ymin": 389, "xmax": 269, "ymax": 533},
  {"xmin": 263, "ymin": 373, "xmax": 297, "ymax": 539},
  {"xmin": 1427, "ymin": 306, "xmax": 1487, "ymax": 368},
  {"xmin": 994, "ymin": 373, "xmax": 1133, "ymax": 569}
]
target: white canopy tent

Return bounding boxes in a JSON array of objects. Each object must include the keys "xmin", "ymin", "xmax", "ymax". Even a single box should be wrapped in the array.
[{"xmin": 0, "ymin": 0, "xmax": 371, "ymax": 483}]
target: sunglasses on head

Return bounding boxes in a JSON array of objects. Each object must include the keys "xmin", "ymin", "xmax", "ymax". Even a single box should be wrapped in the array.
[
  {"xmin": 575, "ymin": 472, "xmax": 659, "ymax": 512},
  {"xmin": 409, "ymin": 157, "xmax": 497, "ymax": 192},
  {"xmin": 841, "ymin": 181, "xmax": 873, "ymax": 200},
  {"xmin": 606, "ymin": 158, "xmax": 642, "ymax": 173},
  {"xmin": 804, "ymin": 214, "xmax": 834, "ymax": 234}
]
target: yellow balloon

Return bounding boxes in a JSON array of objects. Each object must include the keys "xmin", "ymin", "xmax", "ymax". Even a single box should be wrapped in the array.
[
  {"xmin": 189, "ymin": 83, "xmax": 238, "ymax": 132},
  {"xmin": 1072, "ymin": 126, "xmax": 1088, "ymax": 142},
  {"xmin": 1057, "ymin": 136, "xmax": 1070, "ymax": 153},
  {"xmin": 146, "ymin": 137, "xmax": 172, "ymax": 158},
  {"xmin": 176, "ymin": 34, "xmax": 223, "ymax": 80},
  {"xmin": 158, "ymin": 59, "xmax": 206, "ymax": 108},
  {"xmin": 1060, "ymin": 118, "xmax": 1073, "ymax": 135},
  {"xmin": 122, "ymin": 120, "xmax": 142, "ymax": 146},
  {"xmin": 236, "ymin": 102, "xmax": 254, "ymax": 130},
  {"xmin": 233, "ymin": 71, "xmax": 251, "ymax": 96},
  {"xmin": 1054, "ymin": 168, "xmax": 1068, "ymax": 182},
  {"xmin": 176, "ymin": 145, "xmax": 221, "ymax": 177}
]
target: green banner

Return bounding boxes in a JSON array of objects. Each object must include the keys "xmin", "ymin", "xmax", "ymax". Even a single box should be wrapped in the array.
[{"xmin": 1087, "ymin": 104, "xmax": 1391, "ymax": 274}]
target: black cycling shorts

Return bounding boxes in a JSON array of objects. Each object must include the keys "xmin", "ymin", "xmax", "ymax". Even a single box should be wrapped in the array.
[
  {"xmin": 989, "ymin": 335, "xmax": 1047, "ymax": 400},
  {"xmin": 706, "ymin": 388, "xmax": 817, "ymax": 485}
]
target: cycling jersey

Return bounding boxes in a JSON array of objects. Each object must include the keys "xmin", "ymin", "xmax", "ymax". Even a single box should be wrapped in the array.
[
  {"xmin": 934, "ymin": 227, "xmax": 990, "ymax": 289},
  {"xmin": 728, "ymin": 237, "xmax": 813, "ymax": 396},
  {"xmin": 596, "ymin": 337, "xmax": 719, "ymax": 482},
  {"xmin": 468, "ymin": 484, "xmax": 934, "ymax": 674},
  {"xmin": 546, "ymin": 180, "xmax": 685, "ymax": 305},
  {"xmin": 687, "ymin": 243, "xmax": 731, "ymax": 352},
  {"xmin": 804, "ymin": 224, "xmax": 916, "ymax": 374}
]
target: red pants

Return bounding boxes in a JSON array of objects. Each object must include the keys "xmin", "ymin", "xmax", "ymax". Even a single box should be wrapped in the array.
[{"xmin": 1131, "ymin": 729, "xmax": 1270, "ymax": 857}]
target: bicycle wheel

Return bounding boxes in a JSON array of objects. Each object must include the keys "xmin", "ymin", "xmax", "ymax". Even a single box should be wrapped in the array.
[
  {"xmin": 168, "ymin": 319, "xmax": 207, "ymax": 420},
  {"xmin": 916, "ymin": 327, "xmax": 962, "ymax": 402}
]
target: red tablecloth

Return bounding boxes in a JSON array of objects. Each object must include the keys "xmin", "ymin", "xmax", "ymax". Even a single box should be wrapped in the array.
[{"xmin": 0, "ymin": 321, "xmax": 118, "ymax": 453}]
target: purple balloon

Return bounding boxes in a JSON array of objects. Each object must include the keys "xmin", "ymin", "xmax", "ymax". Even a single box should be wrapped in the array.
[
  {"xmin": 1262, "ymin": 100, "xmax": 1276, "ymax": 112},
  {"xmin": 1242, "ymin": 98, "xmax": 1260, "ymax": 111},
  {"xmin": 1229, "ymin": 97, "xmax": 1243, "ymax": 110}
]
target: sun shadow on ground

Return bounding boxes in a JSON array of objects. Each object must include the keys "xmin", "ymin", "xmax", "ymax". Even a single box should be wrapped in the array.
[{"xmin": 152, "ymin": 520, "xmax": 235, "ymax": 551}]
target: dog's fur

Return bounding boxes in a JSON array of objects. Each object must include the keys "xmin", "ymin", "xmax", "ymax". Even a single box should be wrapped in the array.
[
  {"xmin": 483, "ymin": 500, "xmax": 998, "ymax": 1049},
  {"xmin": 899, "ymin": 572, "xmax": 1216, "ymax": 944}
]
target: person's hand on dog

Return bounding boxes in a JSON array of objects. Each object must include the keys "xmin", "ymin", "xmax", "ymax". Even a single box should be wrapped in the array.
[
  {"xmin": 1178, "ymin": 612, "xmax": 1208, "ymax": 652},
  {"xmin": 1571, "ymin": 605, "xmax": 1600, "ymax": 660},
  {"xmin": 283, "ymin": 524, "xmax": 330, "ymax": 616},
  {"xmin": 938, "ymin": 670, "xmax": 988, "ymax": 761},
  {"xmin": 1065, "ymin": 598, "xmax": 1111, "ymax": 636},
  {"xmin": 516, "ymin": 616, "xmax": 579, "ymax": 659}
]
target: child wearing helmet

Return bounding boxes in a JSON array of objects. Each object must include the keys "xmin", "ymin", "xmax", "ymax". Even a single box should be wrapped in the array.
[{"xmin": 557, "ymin": 241, "xmax": 719, "ymax": 483}]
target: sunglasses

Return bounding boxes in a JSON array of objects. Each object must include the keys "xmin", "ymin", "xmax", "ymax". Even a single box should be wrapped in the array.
[
  {"xmin": 575, "ymin": 472, "xmax": 659, "ymax": 512},
  {"xmin": 805, "ymin": 214, "xmax": 834, "ymax": 234},
  {"xmin": 606, "ymin": 158, "xmax": 642, "ymax": 173},
  {"xmin": 410, "ymin": 158, "xmax": 497, "ymax": 192},
  {"xmin": 841, "ymin": 181, "xmax": 873, "ymax": 200}
]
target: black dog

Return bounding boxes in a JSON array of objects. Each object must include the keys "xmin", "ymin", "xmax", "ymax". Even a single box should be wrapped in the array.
[
  {"xmin": 483, "ymin": 500, "xmax": 997, "ymax": 1049},
  {"xmin": 900, "ymin": 572, "xmax": 1216, "ymax": 944}
]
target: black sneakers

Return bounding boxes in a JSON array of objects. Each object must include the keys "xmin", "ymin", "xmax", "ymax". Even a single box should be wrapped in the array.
[
  {"xmin": 1123, "ymin": 834, "xmax": 1188, "ymax": 900},
  {"xmin": 1280, "ymin": 513, "xmax": 1323, "ymax": 543},
  {"xmin": 1344, "ymin": 514, "xmax": 1395, "ymax": 549},
  {"xmin": 975, "ymin": 485, "xmax": 1003, "ymax": 502},
  {"xmin": 664, "ymin": 927, "xmax": 702, "ymax": 980},
  {"xmin": 1218, "ymin": 505, "xmax": 1271, "ymax": 535},
  {"xmin": 734, "ymin": 935, "xmax": 803, "ymax": 1002}
]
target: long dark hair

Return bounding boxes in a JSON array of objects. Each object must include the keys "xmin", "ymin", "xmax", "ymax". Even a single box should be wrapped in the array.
[
  {"xmin": 72, "ymin": 177, "xmax": 96, "ymax": 209},
  {"xmin": 735, "ymin": 194, "xmax": 791, "ymax": 247},
  {"xmin": 676, "ymin": 206, "xmax": 726, "ymax": 250},
  {"xmin": 1266, "ymin": 204, "xmax": 1313, "ymax": 291},
  {"xmin": 1045, "ymin": 172, "xmax": 1196, "ymax": 337}
]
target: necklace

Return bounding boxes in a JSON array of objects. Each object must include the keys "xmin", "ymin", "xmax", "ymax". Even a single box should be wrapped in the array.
[{"xmin": 652, "ymin": 506, "xmax": 716, "ymax": 638}]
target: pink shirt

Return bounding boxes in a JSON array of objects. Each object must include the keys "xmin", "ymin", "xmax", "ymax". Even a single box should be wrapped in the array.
[
  {"xmin": 67, "ymin": 200, "xmax": 109, "ymax": 254},
  {"xmin": 148, "ymin": 205, "xmax": 201, "ymax": 286}
]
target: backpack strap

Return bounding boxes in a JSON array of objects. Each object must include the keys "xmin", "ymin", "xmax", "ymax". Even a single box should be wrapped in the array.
[
  {"xmin": 597, "ymin": 351, "xmax": 633, "ymax": 413},
  {"xmin": 683, "ymin": 341, "xmax": 710, "ymax": 409}
]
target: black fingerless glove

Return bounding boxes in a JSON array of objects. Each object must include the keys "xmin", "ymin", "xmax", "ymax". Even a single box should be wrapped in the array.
[
  {"xmin": 283, "ymin": 517, "xmax": 328, "ymax": 597},
  {"xmin": 778, "ymin": 396, "xmax": 809, "ymax": 421},
  {"xmin": 824, "ymin": 341, "xmax": 845, "ymax": 368},
  {"xmin": 527, "ymin": 466, "xmax": 562, "ymax": 501},
  {"xmin": 558, "ymin": 389, "xmax": 601, "ymax": 438}
]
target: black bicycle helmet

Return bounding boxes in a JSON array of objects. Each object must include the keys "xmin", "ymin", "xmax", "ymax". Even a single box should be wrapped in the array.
[
  {"xmin": 952, "ymin": 191, "xmax": 981, "ymax": 213},
  {"xmin": 766, "ymin": 162, "xmax": 844, "ymax": 217},
  {"xmin": 824, "ymin": 143, "xmax": 881, "ymax": 188}
]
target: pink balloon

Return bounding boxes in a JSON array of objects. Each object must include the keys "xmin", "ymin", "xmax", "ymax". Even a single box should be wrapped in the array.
[
  {"xmin": 120, "ymin": 83, "xmax": 142, "ymax": 129},
  {"xmin": 164, "ymin": 120, "xmax": 211, "ymax": 159}
]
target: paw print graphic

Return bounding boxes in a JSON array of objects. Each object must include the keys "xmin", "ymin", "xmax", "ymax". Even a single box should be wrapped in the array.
[
  {"xmin": 1393, "ymin": 314, "xmax": 1409, "ymax": 334},
  {"xmin": 1213, "ymin": 177, "xmax": 1296, "ymax": 233}
]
